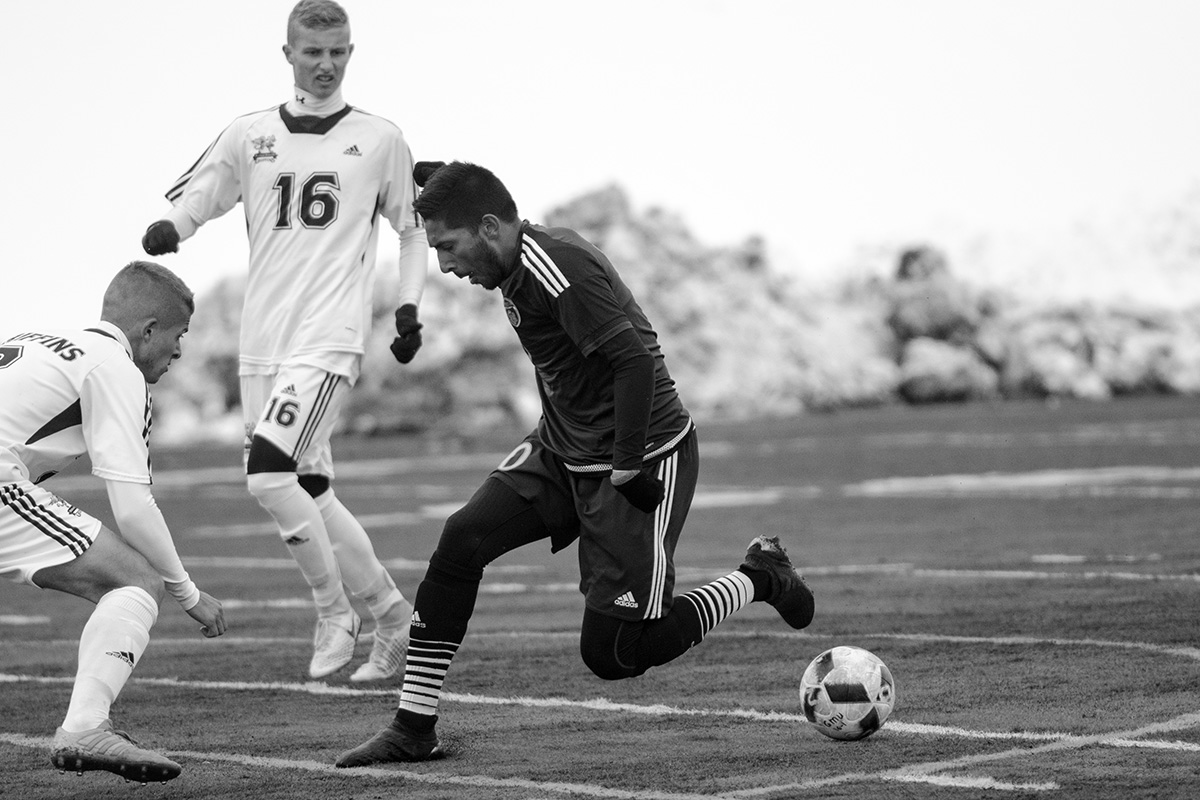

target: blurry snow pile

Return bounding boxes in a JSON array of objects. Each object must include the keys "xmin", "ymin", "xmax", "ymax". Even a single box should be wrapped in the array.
[{"xmin": 152, "ymin": 186, "xmax": 1200, "ymax": 444}]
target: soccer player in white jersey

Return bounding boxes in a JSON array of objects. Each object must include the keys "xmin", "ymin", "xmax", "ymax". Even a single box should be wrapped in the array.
[
  {"xmin": 0, "ymin": 262, "xmax": 226, "ymax": 783},
  {"xmin": 140, "ymin": 0, "xmax": 427, "ymax": 681}
]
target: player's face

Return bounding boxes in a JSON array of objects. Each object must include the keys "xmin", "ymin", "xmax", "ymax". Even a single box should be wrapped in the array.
[
  {"xmin": 284, "ymin": 24, "xmax": 353, "ymax": 100},
  {"xmin": 134, "ymin": 315, "xmax": 190, "ymax": 384},
  {"xmin": 426, "ymin": 219, "xmax": 512, "ymax": 291}
]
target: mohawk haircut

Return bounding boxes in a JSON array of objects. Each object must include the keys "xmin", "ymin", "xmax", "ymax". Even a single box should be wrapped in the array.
[{"xmin": 413, "ymin": 162, "xmax": 519, "ymax": 231}]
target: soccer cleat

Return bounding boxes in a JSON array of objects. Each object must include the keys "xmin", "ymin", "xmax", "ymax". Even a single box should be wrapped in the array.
[
  {"xmin": 349, "ymin": 624, "xmax": 410, "ymax": 682},
  {"xmin": 49, "ymin": 721, "xmax": 181, "ymax": 783},
  {"xmin": 309, "ymin": 610, "xmax": 361, "ymax": 679},
  {"xmin": 335, "ymin": 717, "xmax": 442, "ymax": 767},
  {"xmin": 741, "ymin": 535, "xmax": 815, "ymax": 629}
]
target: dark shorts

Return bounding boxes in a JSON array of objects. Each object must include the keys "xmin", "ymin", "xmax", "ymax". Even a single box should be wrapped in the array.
[{"xmin": 490, "ymin": 428, "xmax": 699, "ymax": 621}]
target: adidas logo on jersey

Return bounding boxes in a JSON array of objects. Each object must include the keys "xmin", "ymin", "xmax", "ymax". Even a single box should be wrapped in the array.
[
  {"xmin": 614, "ymin": 592, "xmax": 639, "ymax": 609},
  {"xmin": 281, "ymin": 384, "xmax": 297, "ymax": 397},
  {"xmin": 410, "ymin": 611, "xmax": 426, "ymax": 628},
  {"xmin": 106, "ymin": 650, "xmax": 136, "ymax": 668},
  {"xmin": 343, "ymin": 145, "xmax": 362, "ymax": 156}
]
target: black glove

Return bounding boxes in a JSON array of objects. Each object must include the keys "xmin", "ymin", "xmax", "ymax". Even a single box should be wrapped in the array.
[
  {"xmin": 413, "ymin": 161, "xmax": 446, "ymax": 188},
  {"xmin": 612, "ymin": 470, "xmax": 665, "ymax": 513},
  {"xmin": 389, "ymin": 304, "xmax": 423, "ymax": 364},
  {"xmin": 142, "ymin": 220, "xmax": 180, "ymax": 256}
]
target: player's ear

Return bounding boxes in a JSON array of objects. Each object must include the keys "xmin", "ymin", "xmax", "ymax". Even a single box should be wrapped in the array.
[
  {"xmin": 282, "ymin": 44, "xmax": 293, "ymax": 63},
  {"xmin": 140, "ymin": 318, "xmax": 159, "ymax": 343},
  {"xmin": 479, "ymin": 214, "xmax": 501, "ymax": 241}
]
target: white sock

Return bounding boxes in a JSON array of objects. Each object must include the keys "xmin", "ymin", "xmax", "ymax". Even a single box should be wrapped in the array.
[
  {"xmin": 248, "ymin": 472, "xmax": 351, "ymax": 616},
  {"xmin": 62, "ymin": 586, "xmax": 158, "ymax": 732},
  {"xmin": 316, "ymin": 489, "xmax": 407, "ymax": 628}
]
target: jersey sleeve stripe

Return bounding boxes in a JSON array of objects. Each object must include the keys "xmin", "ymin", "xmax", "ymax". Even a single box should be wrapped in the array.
[
  {"xmin": 166, "ymin": 137, "xmax": 221, "ymax": 202},
  {"xmin": 520, "ymin": 235, "xmax": 570, "ymax": 296},
  {"xmin": 164, "ymin": 106, "xmax": 271, "ymax": 202}
]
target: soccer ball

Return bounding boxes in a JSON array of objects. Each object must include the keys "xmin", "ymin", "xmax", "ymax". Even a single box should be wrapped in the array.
[{"xmin": 799, "ymin": 645, "xmax": 895, "ymax": 741}]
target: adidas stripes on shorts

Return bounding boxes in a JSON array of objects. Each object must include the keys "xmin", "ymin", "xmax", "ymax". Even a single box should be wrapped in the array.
[
  {"xmin": 491, "ymin": 428, "xmax": 699, "ymax": 622},
  {"xmin": 0, "ymin": 481, "xmax": 102, "ymax": 586},
  {"xmin": 240, "ymin": 362, "xmax": 354, "ymax": 477}
]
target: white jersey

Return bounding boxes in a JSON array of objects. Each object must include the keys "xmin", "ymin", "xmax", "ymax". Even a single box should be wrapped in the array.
[
  {"xmin": 0, "ymin": 322, "xmax": 152, "ymax": 487},
  {"xmin": 162, "ymin": 101, "xmax": 425, "ymax": 376}
]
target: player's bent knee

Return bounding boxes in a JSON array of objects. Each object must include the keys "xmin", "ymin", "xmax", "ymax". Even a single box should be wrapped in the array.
[
  {"xmin": 579, "ymin": 613, "xmax": 646, "ymax": 681},
  {"xmin": 436, "ymin": 509, "xmax": 498, "ymax": 571},
  {"xmin": 246, "ymin": 470, "xmax": 300, "ymax": 509}
]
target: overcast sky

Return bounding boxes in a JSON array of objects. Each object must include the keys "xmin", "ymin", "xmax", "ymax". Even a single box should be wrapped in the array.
[{"xmin": 4, "ymin": 0, "xmax": 1199, "ymax": 339}]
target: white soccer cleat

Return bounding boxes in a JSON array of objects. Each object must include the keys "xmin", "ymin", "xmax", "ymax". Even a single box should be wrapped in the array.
[
  {"xmin": 50, "ymin": 720, "xmax": 181, "ymax": 783},
  {"xmin": 349, "ymin": 625, "xmax": 410, "ymax": 682},
  {"xmin": 309, "ymin": 611, "xmax": 361, "ymax": 679}
]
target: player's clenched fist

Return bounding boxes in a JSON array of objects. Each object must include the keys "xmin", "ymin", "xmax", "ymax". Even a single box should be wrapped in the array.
[
  {"xmin": 142, "ymin": 220, "xmax": 180, "ymax": 256},
  {"xmin": 611, "ymin": 469, "xmax": 665, "ymax": 513},
  {"xmin": 390, "ymin": 303, "xmax": 423, "ymax": 364}
]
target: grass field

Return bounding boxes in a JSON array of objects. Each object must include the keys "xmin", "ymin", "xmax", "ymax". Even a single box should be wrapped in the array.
[{"xmin": 3, "ymin": 396, "xmax": 1200, "ymax": 799}]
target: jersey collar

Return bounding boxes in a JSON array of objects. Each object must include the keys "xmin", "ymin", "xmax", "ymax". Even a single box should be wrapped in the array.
[
  {"xmin": 86, "ymin": 321, "xmax": 133, "ymax": 359},
  {"xmin": 279, "ymin": 103, "xmax": 353, "ymax": 135}
]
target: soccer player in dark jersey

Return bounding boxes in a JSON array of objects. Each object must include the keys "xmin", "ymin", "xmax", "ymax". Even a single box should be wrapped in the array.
[{"xmin": 336, "ymin": 162, "xmax": 815, "ymax": 766}]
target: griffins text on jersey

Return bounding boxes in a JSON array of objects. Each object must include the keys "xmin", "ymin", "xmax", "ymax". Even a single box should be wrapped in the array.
[{"xmin": 5, "ymin": 333, "xmax": 84, "ymax": 361}]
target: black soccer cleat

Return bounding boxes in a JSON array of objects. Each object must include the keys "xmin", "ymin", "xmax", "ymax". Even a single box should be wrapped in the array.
[
  {"xmin": 335, "ymin": 717, "xmax": 442, "ymax": 767},
  {"xmin": 741, "ymin": 535, "xmax": 815, "ymax": 629}
]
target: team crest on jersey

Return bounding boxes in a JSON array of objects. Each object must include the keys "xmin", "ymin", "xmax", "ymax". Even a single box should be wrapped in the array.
[
  {"xmin": 251, "ymin": 135, "xmax": 278, "ymax": 163},
  {"xmin": 504, "ymin": 297, "xmax": 521, "ymax": 328},
  {"xmin": 0, "ymin": 345, "xmax": 23, "ymax": 369}
]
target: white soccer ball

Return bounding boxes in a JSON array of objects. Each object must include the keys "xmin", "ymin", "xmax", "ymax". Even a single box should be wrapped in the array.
[{"xmin": 799, "ymin": 645, "xmax": 895, "ymax": 741}]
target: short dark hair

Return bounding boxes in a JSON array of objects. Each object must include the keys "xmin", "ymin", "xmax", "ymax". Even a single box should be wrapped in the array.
[
  {"xmin": 101, "ymin": 261, "xmax": 195, "ymax": 330},
  {"xmin": 413, "ymin": 162, "xmax": 519, "ymax": 230}
]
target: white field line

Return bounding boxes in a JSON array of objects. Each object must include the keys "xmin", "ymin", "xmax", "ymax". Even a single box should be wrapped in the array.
[
  {"xmin": 4, "ymin": 629, "xmax": 1199, "ymax": 751},
  {"xmin": 4, "ymin": 670, "xmax": 1197, "ymax": 753},
  {"xmin": 5, "ymin": 628, "xmax": 1200, "ymax": 798},
  {"xmin": 154, "ymin": 554, "xmax": 1200, "ymax": 585},
  {"xmin": 728, "ymin": 711, "xmax": 1200, "ymax": 798},
  {"xmin": 0, "ymin": 733, "xmax": 719, "ymax": 800},
  {"xmin": 844, "ymin": 465, "xmax": 1200, "ymax": 497}
]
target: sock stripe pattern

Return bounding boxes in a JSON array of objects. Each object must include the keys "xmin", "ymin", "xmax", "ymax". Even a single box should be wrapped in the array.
[
  {"xmin": 397, "ymin": 638, "xmax": 461, "ymax": 716},
  {"xmin": 680, "ymin": 571, "xmax": 753, "ymax": 637}
]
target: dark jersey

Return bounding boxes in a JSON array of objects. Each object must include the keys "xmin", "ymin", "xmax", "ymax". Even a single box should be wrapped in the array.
[{"xmin": 499, "ymin": 223, "xmax": 692, "ymax": 471}]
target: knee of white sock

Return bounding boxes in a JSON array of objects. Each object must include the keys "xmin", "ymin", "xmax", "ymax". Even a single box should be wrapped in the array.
[
  {"xmin": 247, "ymin": 470, "xmax": 301, "ymax": 511},
  {"xmin": 99, "ymin": 585, "xmax": 160, "ymax": 630}
]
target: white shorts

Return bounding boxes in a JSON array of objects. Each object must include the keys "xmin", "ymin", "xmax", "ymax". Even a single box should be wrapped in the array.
[
  {"xmin": 241, "ymin": 363, "xmax": 352, "ymax": 478},
  {"xmin": 0, "ymin": 482, "xmax": 102, "ymax": 586}
]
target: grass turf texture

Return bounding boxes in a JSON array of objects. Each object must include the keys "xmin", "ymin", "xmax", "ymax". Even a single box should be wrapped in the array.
[{"xmin": 2, "ymin": 396, "xmax": 1199, "ymax": 798}]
